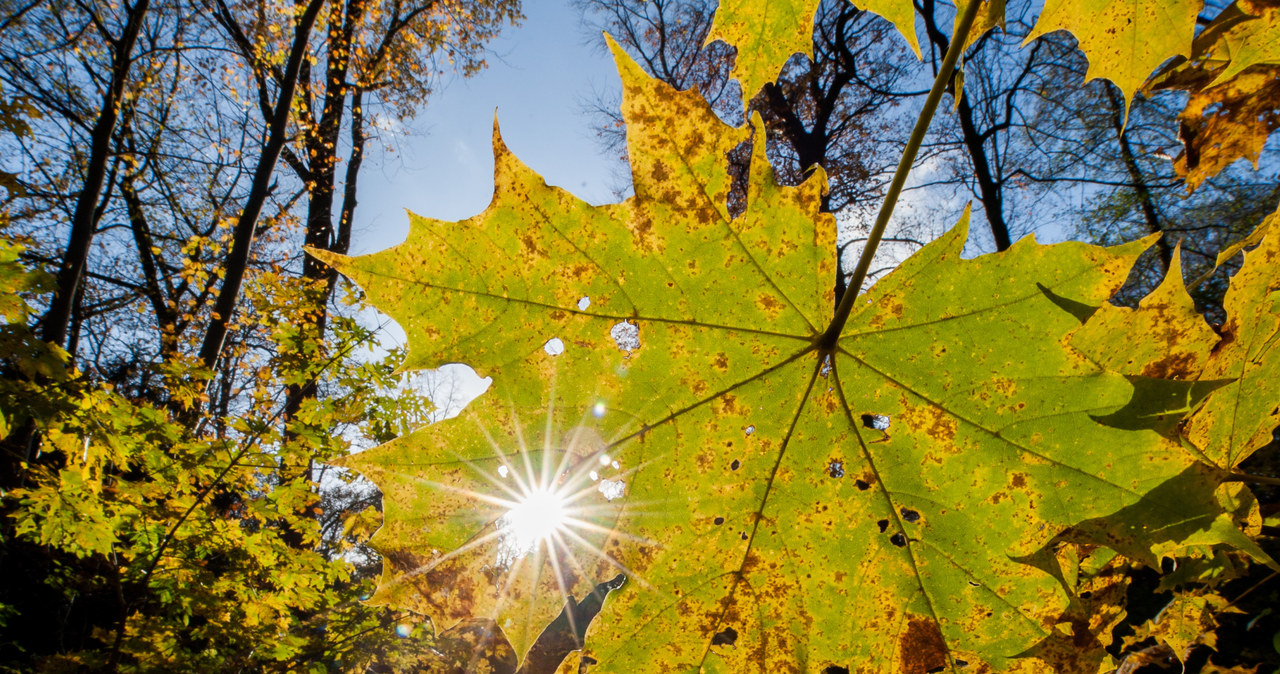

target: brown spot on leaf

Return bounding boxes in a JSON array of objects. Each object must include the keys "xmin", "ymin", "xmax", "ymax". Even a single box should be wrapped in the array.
[
  {"xmin": 520, "ymin": 234, "xmax": 544, "ymax": 258},
  {"xmin": 1138, "ymin": 351, "xmax": 1199, "ymax": 379},
  {"xmin": 899, "ymin": 617, "xmax": 948, "ymax": 674},
  {"xmin": 899, "ymin": 402, "xmax": 958, "ymax": 444},
  {"xmin": 757, "ymin": 293, "xmax": 785, "ymax": 316}
]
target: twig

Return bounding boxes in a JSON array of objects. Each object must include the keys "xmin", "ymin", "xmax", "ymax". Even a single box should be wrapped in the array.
[{"xmin": 817, "ymin": 0, "xmax": 983, "ymax": 350}]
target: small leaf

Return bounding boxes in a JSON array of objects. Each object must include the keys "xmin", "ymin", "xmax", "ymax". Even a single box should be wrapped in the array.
[
  {"xmin": 705, "ymin": 0, "xmax": 819, "ymax": 102},
  {"xmin": 1026, "ymin": 0, "xmax": 1201, "ymax": 113},
  {"xmin": 1204, "ymin": 1, "xmax": 1280, "ymax": 87}
]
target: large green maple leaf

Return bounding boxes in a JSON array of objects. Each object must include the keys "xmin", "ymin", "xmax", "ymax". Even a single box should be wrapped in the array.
[{"xmin": 310, "ymin": 35, "xmax": 1271, "ymax": 671}]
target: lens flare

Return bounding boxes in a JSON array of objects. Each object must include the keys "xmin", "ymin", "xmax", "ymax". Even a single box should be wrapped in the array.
[
  {"xmin": 496, "ymin": 484, "xmax": 570, "ymax": 564},
  {"xmin": 378, "ymin": 384, "xmax": 665, "ymax": 650}
]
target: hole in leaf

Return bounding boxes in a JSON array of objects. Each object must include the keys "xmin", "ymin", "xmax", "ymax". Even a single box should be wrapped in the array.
[
  {"xmin": 714, "ymin": 517, "xmax": 724, "ymax": 525},
  {"xmin": 597, "ymin": 478, "xmax": 625, "ymax": 500},
  {"xmin": 610, "ymin": 321, "xmax": 640, "ymax": 352},
  {"xmin": 968, "ymin": 581, "xmax": 980, "ymax": 587},
  {"xmin": 730, "ymin": 459, "xmax": 741, "ymax": 471},
  {"xmin": 577, "ymin": 296, "xmax": 591, "ymax": 311},
  {"xmin": 711, "ymin": 626, "xmax": 738, "ymax": 647},
  {"xmin": 855, "ymin": 479, "xmax": 870, "ymax": 491},
  {"xmin": 955, "ymin": 660, "xmax": 969, "ymax": 668},
  {"xmin": 739, "ymin": 532, "xmax": 748, "ymax": 540},
  {"xmin": 861, "ymin": 413, "xmax": 890, "ymax": 430},
  {"xmin": 543, "ymin": 338, "xmax": 565, "ymax": 356},
  {"xmin": 900, "ymin": 508, "xmax": 920, "ymax": 522},
  {"xmin": 744, "ymin": 425, "xmax": 755, "ymax": 436},
  {"xmin": 876, "ymin": 519, "xmax": 889, "ymax": 533},
  {"xmin": 1080, "ymin": 591, "xmax": 1093, "ymax": 599},
  {"xmin": 823, "ymin": 667, "xmax": 850, "ymax": 674},
  {"xmin": 890, "ymin": 533, "xmax": 907, "ymax": 547},
  {"xmin": 927, "ymin": 667, "xmax": 946, "ymax": 674},
  {"xmin": 827, "ymin": 459, "xmax": 844, "ymax": 478}
]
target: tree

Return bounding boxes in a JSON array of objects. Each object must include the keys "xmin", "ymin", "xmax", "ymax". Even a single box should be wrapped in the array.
[{"xmin": 0, "ymin": 0, "xmax": 523, "ymax": 669}]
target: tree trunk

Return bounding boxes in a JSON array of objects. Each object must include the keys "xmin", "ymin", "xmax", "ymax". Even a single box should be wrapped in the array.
[
  {"xmin": 278, "ymin": 0, "xmax": 368, "ymax": 548},
  {"xmin": 919, "ymin": 0, "xmax": 1012, "ymax": 251},
  {"xmin": 42, "ymin": 0, "xmax": 151, "ymax": 348},
  {"xmin": 197, "ymin": 0, "xmax": 327, "ymax": 370},
  {"xmin": 1104, "ymin": 84, "xmax": 1172, "ymax": 273}
]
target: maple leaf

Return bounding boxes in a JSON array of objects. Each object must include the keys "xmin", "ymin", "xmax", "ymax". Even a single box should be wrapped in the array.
[
  {"xmin": 1182, "ymin": 212, "xmax": 1280, "ymax": 471},
  {"xmin": 1070, "ymin": 203, "xmax": 1280, "ymax": 473},
  {"xmin": 1175, "ymin": 68, "xmax": 1280, "ymax": 189},
  {"xmin": 1124, "ymin": 592, "xmax": 1240, "ymax": 665},
  {"xmin": 1025, "ymin": 0, "xmax": 1201, "ymax": 112},
  {"xmin": 706, "ymin": 0, "xmax": 820, "ymax": 101},
  {"xmin": 706, "ymin": 0, "xmax": 1003, "ymax": 97},
  {"xmin": 1199, "ymin": 0, "xmax": 1280, "ymax": 88},
  {"xmin": 1149, "ymin": 1, "xmax": 1280, "ymax": 188},
  {"xmin": 310, "ymin": 33, "xmax": 1272, "ymax": 671}
]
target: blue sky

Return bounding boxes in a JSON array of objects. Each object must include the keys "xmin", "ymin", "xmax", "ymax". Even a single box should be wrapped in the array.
[{"xmin": 353, "ymin": 2, "xmax": 625, "ymax": 256}]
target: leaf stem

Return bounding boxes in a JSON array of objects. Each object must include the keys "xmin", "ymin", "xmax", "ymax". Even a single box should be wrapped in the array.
[
  {"xmin": 816, "ymin": 0, "xmax": 983, "ymax": 351},
  {"xmin": 1223, "ymin": 471, "xmax": 1280, "ymax": 487}
]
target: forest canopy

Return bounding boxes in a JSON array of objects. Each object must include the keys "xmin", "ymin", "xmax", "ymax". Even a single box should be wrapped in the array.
[{"xmin": 2, "ymin": 0, "xmax": 1279, "ymax": 672}]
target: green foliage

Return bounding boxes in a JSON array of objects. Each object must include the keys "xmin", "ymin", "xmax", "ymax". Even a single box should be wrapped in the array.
[
  {"xmin": 0, "ymin": 248, "xmax": 444, "ymax": 669},
  {"xmin": 318, "ymin": 1, "xmax": 1280, "ymax": 672}
]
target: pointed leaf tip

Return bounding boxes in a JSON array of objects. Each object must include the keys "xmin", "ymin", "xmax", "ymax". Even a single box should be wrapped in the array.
[{"xmin": 303, "ymin": 245, "xmax": 350, "ymax": 272}]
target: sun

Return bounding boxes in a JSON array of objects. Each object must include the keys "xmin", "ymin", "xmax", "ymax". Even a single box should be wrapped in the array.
[{"xmin": 496, "ymin": 483, "xmax": 571, "ymax": 563}]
